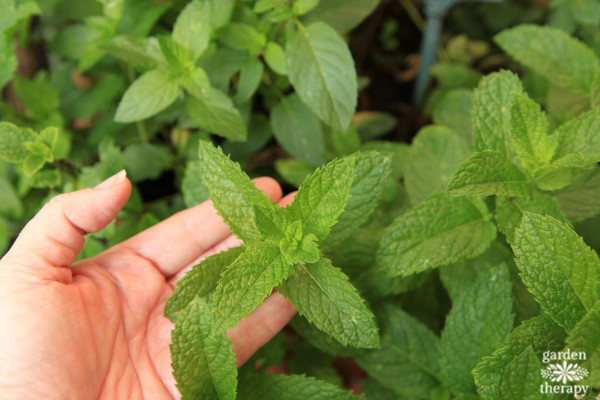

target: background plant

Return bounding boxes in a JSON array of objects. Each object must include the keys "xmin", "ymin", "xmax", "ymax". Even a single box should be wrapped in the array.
[{"xmin": 2, "ymin": 0, "xmax": 600, "ymax": 399}]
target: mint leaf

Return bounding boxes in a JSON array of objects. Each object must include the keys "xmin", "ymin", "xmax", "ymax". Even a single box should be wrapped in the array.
[
  {"xmin": 234, "ymin": 58, "xmax": 264, "ymax": 105},
  {"xmin": 0, "ymin": 123, "xmax": 37, "ymax": 163},
  {"xmin": 495, "ymin": 24, "xmax": 600, "ymax": 95},
  {"xmin": 565, "ymin": 307, "xmax": 600, "ymax": 385},
  {"xmin": 275, "ymin": 159, "xmax": 315, "ymax": 188},
  {"xmin": 512, "ymin": 213, "xmax": 600, "ymax": 331},
  {"xmin": 280, "ymin": 258, "xmax": 379, "ymax": 349},
  {"xmin": 186, "ymin": 85, "xmax": 247, "ymax": 141},
  {"xmin": 357, "ymin": 305, "xmax": 442, "ymax": 399},
  {"xmin": 550, "ymin": 109, "xmax": 600, "ymax": 160},
  {"xmin": 495, "ymin": 193, "xmax": 569, "ymax": 244},
  {"xmin": 165, "ymin": 246, "xmax": 245, "ymax": 322},
  {"xmin": 115, "ymin": 69, "xmax": 180, "ymax": 122},
  {"xmin": 286, "ymin": 21, "xmax": 357, "ymax": 131},
  {"xmin": 211, "ymin": 242, "xmax": 293, "ymax": 331},
  {"xmin": 238, "ymin": 369, "xmax": 359, "ymax": 400},
  {"xmin": 218, "ymin": 23, "xmax": 266, "ymax": 54},
  {"xmin": 270, "ymin": 94, "xmax": 326, "ymax": 167},
  {"xmin": 497, "ymin": 346, "xmax": 544, "ymax": 400},
  {"xmin": 447, "ymin": 151, "xmax": 531, "ymax": 197},
  {"xmin": 181, "ymin": 160, "xmax": 209, "ymax": 208},
  {"xmin": 534, "ymin": 152, "xmax": 600, "ymax": 191},
  {"xmin": 198, "ymin": 141, "xmax": 277, "ymax": 242},
  {"xmin": 510, "ymin": 93, "xmax": 556, "ymax": 169},
  {"xmin": 472, "ymin": 70, "xmax": 525, "ymax": 156},
  {"xmin": 286, "ymin": 155, "xmax": 356, "ymax": 241},
  {"xmin": 555, "ymin": 167, "xmax": 600, "ymax": 222},
  {"xmin": 440, "ymin": 264, "xmax": 514, "ymax": 396},
  {"xmin": 303, "ymin": 0, "xmax": 380, "ymax": 33},
  {"xmin": 325, "ymin": 151, "xmax": 392, "ymax": 247},
  {"xmin": 473, "ymin": 314, "xmax": 566, "ymax": 399},
  {"xmin": 279, "ymin": 221, "xmax": 320, "ymax": 265},
  {"xmin": 264, "ymin": 42, "xmax": 287, "ymax": 75},
  {"xmin": 405, "ymin": 125, "xmax": 470, "ymax": 204},
  {"xmin": 172, "ymin": 0, "xmax": 211, "ymax": 60},
  {"xmin": 377, "ymin": 193, "xmax": 496, "ymax": 277},
  {"xmin": 171, "ymin": 297, "xmax": 237, "ymax": 400}
]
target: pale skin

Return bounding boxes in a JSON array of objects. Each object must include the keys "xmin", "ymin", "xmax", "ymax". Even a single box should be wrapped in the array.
[{"xmin": 0, "ymin": 170, "xmax": 296, "ymax": 399}]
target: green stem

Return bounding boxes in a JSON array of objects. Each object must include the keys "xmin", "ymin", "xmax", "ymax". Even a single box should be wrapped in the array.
[{"xmin": 398, "ymin": 0, "xmax": 425, "ymax": 32}]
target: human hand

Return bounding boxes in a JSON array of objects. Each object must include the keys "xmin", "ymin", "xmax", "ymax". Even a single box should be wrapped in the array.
[{"xmin": 0, "ymin": 171, "xmax": 296, "ymax": 399}]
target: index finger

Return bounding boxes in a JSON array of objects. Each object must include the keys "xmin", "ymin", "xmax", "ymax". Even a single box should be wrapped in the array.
[{"xmin": 109, "ymin": 177, "xmax": 282, "ymax": 277}]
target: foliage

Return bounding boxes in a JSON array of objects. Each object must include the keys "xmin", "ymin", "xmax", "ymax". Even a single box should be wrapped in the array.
[{"xmin": 2, "ymin": 0, "xmax": 600, "ymax": 399}]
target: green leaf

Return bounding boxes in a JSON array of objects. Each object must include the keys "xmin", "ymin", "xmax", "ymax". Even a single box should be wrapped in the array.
[
  {"xmin": 286, "ymin": 21, "xmax": 357, "ymax": 131},
  {"xmin": 510, "ymin": 93, "xmax": 556, "ymax": 169},
  {"xmin": 13, "ymin": 74, "xmax": 59, "ymax": 118},
  {"xmin": 555, "ymin": 167, "xmax": 600, "ymax": 222},
  {"xmin": 440, "ymin": 264, "xmax": 514, "ymax": 396},
  {"xmin": 207, "ymin": 0, "xmax": 235, "ymax": 29},
  {"xmin": 198, "ymin": 141, "xmax": 279, "ymax": 242},
  {"xmin": 23, "ymin": 154, "xmax": 46, "ymax": 177},
  {"xmin": 551, "ymin": 109, "xmax": 600, "ymax": 159},
  {"xmin": 472, "ymin": 70, "xmax": 525, "ymax": 156},
  {"xmin": 447, "ymin": 151, "xmax": 532, "ymax": 197},
  {"xmin": 512, "ymin": 213, "xmax": 600, "ymax": 331},
  {"xmin": 264, "ymin": 42, "xmax": 287, "ymax": 75},
  {"xmin": 362, "ymin": 140, "xmax": 409, "ymax": 179},
  {"xmin": 279, "ymin": 221, "xmax": 320, "ymax": 265},
  {"xmin": 473, "ymin": 314, "xmax": 566, "ymax": 400},
  {"xmin": 211, "ymin": 242, "xmax": 293, "ymax": 331},
  {"xmin": 286, "ymin": 155, "xmax": 356, "ymax": 241},
  {"xmin": 218, "ymin": 23, "xmax": 266, "ymax": 53},
  {"xmin": 280, "ymin": 258, "xmax": 379, "ymax": 348},
  {"xmin": 353, "ymin": 111, "xmax": 397, "ymax": 140},
  {"xmin": 497, "ymin": 346, "xmax": 544, "ymax": 400},
  {"xmin": 495, "ymin": 192, "xmax": 569, "ymax": 244},
  {"xmin": 303, "ymin": 0, "xmax": 380, "ymax": 33},
  {"xmin": 405, "ymin": 125, "xmax": 470, "ymax": 204},
  {"xmin": 171, "ymin": 297, "xmax": 237, "ymax": 400},
  {"xmin": 0, "ymin": 178, "xmax": 22, "ymax": 220},
  {"xmin": 357, "ymin": 305, "xmax": 442, "ymax": 399},
  {"xmin": 105, "ymin": 35, "xmax": 164, "ymax": 71},
  {"xmin": 114, "ymin": 69, "xmax": 180, "ymax": 123},
  {"xmin": 0, "ymin": 216, "xmax": 9, "ymax": 255},
  {"xmin": 165, "ymin": 246, "xmax": 245, "ymax": 322},
  {"xmin": 122, "ymin": 143, "xmax": 171, "ymax": 182},
  {"xmin": 238, "ymin": 370, "xmax": 360, "ymax": 400},
  {"xmin": 377, "ymin": 193, "xmax": 497, "ymax": 277},
  {"xmin": 0, "ymin": 123, "xmax": 37, "ymax": 163},
  {"xmin": 234, "ymin": 58, "xmax": 264, "ymax": 104},
  {"xmin": 439, "ymin": 241, "xmax": 513, "ymax": 302},
  {"xmin": 432, "ymin": 88, "xmax": 473, "ymax": 142},
  {"xmin": 186, "ymin": 86, "xmax": 247, "ymax": 141},
  {"xmin": 565, "ymin": 307, "xmax": 600, "ymax": 385},
  {"xmin": 533, "ymin": 152, "xmax": 600, "ymax": 191},
  {"xmin": 325, "ymin": 151, "xmax": 392, "ymax": 246},
  {"xmin": 172, "ymin": 0, "xmax": 212, "ymax": 60},
  {"xmin": 495, "ymin": 24, "xmax": 599, "ymax": 95},
  {"xmin": 270, "ymin": 94, "xmax": 326, "ymax": 167},
  {"xmin": 181, "ymin": 160, "xmax": 209, "ymax": 208},
  {"xmin": 275, "ymin": 158, "xmax": 316, "ymax": 188}
]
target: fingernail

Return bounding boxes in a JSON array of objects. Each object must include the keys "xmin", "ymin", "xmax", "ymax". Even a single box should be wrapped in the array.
[{"xmin": 95, "ymin": 170, "xmax": 127, "ymax": 189}]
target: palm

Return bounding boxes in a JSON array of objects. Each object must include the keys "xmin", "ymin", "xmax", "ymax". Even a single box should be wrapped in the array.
[{"xmin": 0, "ymin": 175, "xmax": 295, "ymax": 399}]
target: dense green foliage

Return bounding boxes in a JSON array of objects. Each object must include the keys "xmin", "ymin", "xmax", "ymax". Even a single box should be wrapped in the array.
[{"xmin": 3, "ymin": 0, "xmax": 600, "ymax": 399}]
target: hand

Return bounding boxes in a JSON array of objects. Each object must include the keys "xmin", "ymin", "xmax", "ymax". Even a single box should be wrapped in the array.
[{"xmin": 0, "ymin": 171, "xmax": 296, "ymax": 399}]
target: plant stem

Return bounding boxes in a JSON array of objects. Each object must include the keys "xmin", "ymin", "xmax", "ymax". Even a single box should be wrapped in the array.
[{"xmin": 398, "ymin": 0, "xmax": 425, "ymax": 32}]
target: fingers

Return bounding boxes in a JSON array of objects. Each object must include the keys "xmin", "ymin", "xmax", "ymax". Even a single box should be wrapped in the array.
[
  {"xmin": 227, "ymin": 292, "xmax": 296, "ymax": 366},
  {"xmin": 3, "ymin": 171, "xmax": 131, "ymax": 272},
  {"xmin": 113, "ymin": 177, "xmax": 283, "ymax": 278}
]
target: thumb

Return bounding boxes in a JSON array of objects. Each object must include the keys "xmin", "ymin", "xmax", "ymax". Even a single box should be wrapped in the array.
[{"xmin": 3, "ymin": 170, "xmax": 131, "ymax": 274}]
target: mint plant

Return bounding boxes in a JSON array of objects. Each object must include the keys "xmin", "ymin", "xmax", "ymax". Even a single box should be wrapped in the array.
[{"xmin": 166, "ymin": 141, "xmax": 390, "ymax": 398}]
